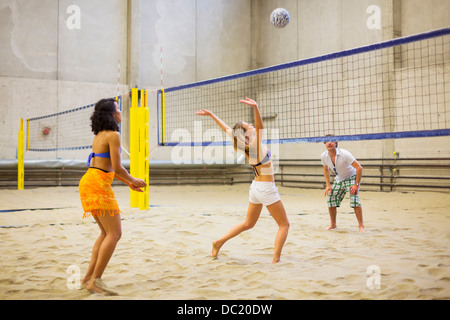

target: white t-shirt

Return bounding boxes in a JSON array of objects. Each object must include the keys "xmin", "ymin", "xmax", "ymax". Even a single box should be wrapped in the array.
[{"xmin": 321, "ymin": 148, "xmax": 356, "ymax": 182}]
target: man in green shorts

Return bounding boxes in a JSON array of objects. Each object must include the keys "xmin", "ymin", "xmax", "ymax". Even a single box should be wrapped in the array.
[{"xmin": 321, "ymin": 136, "xmax": 364, "ymax": 232}]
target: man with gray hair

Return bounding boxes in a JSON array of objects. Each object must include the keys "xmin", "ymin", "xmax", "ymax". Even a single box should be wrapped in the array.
[{"xmin": 321, "ymin": 135, "xmax": 364, "ymax": 232}]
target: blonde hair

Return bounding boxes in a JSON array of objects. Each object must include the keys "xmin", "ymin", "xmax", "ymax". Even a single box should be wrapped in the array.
[{"xmin": 232, "ymin": 121, "xmax": 250, "ymax": 157}]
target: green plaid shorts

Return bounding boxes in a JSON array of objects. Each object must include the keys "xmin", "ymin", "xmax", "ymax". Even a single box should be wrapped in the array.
[{"xmin": 327, "ymin": 175, "xmax": 361, "ymax": 208}]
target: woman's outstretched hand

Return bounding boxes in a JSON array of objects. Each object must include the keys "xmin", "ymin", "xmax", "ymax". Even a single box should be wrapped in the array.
[
  {"xmin": 196, "ymin": 109, "xmax": 212, "ymax": 116},
  {"xmin": 239, "ymin": 97, "xmax": 258, "ymax": 108}
]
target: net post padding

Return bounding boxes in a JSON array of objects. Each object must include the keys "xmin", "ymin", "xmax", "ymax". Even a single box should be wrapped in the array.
[
  {"xmin": 130, "ymin": 88, "xmax": 139, "ymax": 208},
  {"xmin": 129, "ymin": 88, "xmax": 150, "ymax": 210},
  {"xmin": 18, "ymin": 118, "xmax": 24, "ymax": 190}
]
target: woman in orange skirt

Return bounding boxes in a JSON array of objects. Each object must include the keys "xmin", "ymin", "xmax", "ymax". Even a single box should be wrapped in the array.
[{"xmin": 79, "ymin": 98, "xmax": 146, "ymax": 295}]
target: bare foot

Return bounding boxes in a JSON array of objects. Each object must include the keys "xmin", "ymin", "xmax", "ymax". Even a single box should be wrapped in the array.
[
  {"xmin": 359, "ymin": 226, "xmax": 365, "ymax": 232},
  {"xmin": 212, "ymin": 240, "xmax": 223, "ymax": 259},
  {"xmin": 272, "ymin": 258, "xmax": 281, "ymax": 264},
  {"xmin": 86, "ymin": 280, "xmax": 103, "ymax": 295},
  {"xmin": 325, "ymin": 225, "xmax": 337, "ymax": 230},
  {"xmin": 81, "ymin": 276, "xmax": 91, "ymax": 286},
  {"xmin": 86, "ymin": 279, "xmax": 118, "ymax": 296}
]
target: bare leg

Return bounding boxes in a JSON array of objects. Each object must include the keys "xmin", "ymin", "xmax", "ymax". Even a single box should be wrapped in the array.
[
  {"xmin": 326, "ymin": 207, "xmax": 337, "ymax": 230},
  {"xmin": 85, "ymin": 213, "xmax": 122, "ymax": 295},
  {"xmin": 212, "ymin": 202, "xmax": 263, "ymax": 259},
  {"xmin": 266, "ymin": 201, "xmax": 290, "ymax": 263},
  {"xmin": 82, "ymin": 216, "xmax": 106, "ymax": 285},
  {"xmin": 354, "ymin": 206, "xmax": 364, "ymax": 232}
]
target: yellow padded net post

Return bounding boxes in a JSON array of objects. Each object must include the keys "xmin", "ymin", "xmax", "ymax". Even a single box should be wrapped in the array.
[
  {"xmin": 130, "ymin": 88, "xmax": 150, "ymax": 210},
  {"xmin": 139, "ymin": 89, "xmax": 149, "ymax": 210},
  {"xmin": 130, "ymin": 88, "xmax": 139, "ymax": 207},
  {"xmin": 18, "ymin": 118, "xmax": 24, "ymax": 190}
]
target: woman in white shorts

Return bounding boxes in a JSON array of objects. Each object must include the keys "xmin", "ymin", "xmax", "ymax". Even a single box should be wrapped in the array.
[{"xmin": 196, "ymin": 98, "xmax": 289, "ymax": 263}]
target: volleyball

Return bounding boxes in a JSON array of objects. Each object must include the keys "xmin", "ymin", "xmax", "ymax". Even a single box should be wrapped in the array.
[{"xmin": 270, "ymin": 8, "xmax": 290, "ymax": 28}]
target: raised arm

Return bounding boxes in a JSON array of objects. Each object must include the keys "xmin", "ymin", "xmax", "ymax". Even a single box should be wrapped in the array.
[
  {"xmin": 240, "ymin": 98, "xmax": 264, "ymax": 150},
  {"xmin": 196, "ymin": 109, "xmax": 232, "ymax": 138},
  {"xmin": 240, "ymin": 98, "xmax": 263, "ymax": 130}
]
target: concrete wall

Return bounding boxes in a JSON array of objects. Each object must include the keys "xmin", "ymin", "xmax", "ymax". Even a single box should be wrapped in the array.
[
  {"xmin": 1, "ymin": 0, "xmax": 449, "ymax": 164},
  {"xmin": 252, "ymin": 0, "xmax": 385, "ymax": 68},
  {"xmin": 140, "ymin": 0, "xmax": 252, "ymax": 88},
  {"xmin": 0, "ymin": 0, "xmax": 128, "ymax": 160}
]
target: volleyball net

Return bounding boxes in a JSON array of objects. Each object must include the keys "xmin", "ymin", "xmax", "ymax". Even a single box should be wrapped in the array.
[
  {"xmin": 27, "ymin": 96, "xmax": 124, "ymax": 152},
  {"xmin": 157, "ymin": 28, "xmax": 450, "ymax": 146},
  {"xmin": 23, "ymin": 91, "xmax": 149, "ymax": 210}
]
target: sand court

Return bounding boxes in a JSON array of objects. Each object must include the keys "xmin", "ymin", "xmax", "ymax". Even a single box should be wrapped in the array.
[
  {"xmin": 0, "ymin": 184, "xmax": 449, "ymax": 300},
  {"xmin": 1, "ymin": 0, "xmax": 450, "ymax": 303}
]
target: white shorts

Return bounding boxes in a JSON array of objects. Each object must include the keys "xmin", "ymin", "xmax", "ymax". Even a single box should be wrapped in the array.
[{"xmin": 249, "ymin": 181, "xmax": 281, "ymax": 207}]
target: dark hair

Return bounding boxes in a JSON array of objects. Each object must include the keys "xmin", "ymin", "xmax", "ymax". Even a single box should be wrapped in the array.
[
  {"xmin": 324, "ymin": 134, "xmax": 338, "ymax": 147},
  {"xmin": 90, "ymin": 98, "xmax": 120, "ymax": 135}
]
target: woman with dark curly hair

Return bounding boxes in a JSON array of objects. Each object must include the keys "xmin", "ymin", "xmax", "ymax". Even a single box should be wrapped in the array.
[{"xmin": 79, "ymin": 98, "xmax": 146, "ymax": 295}]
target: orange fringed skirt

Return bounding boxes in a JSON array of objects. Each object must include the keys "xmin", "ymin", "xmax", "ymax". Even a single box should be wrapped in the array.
[{"xmin": 79, "ymin": 168, "xmax": 121, "ymax": 219}]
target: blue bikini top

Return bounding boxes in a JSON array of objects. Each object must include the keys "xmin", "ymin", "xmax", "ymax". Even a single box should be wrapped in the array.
[
  {"xmin": 251, "ymin": 150, "xmax": 271, "ymax": 177},
  {"xmin": 87, "ymin": 147, "xmax": 122, "ymax": 166},
  {"xmin": 86, "ymin": 151, "xmax": 110, "ymax": 166}
]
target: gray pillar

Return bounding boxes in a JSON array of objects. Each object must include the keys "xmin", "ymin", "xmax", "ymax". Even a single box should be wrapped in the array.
[{"xmin": 127, "ymin": 0, "xmax": 141, "ymax": 89}]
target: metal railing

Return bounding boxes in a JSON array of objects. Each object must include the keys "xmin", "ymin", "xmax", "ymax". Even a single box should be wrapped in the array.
[
  {"xmin": 1, "ymin": 158, "xmax": 449, "ymax": 192},
  {"xmin": 276, "ymin": 158, "xmax": 450, "ymax": 192}
]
